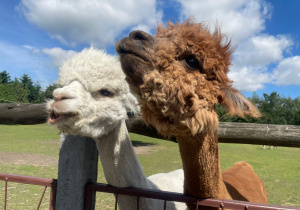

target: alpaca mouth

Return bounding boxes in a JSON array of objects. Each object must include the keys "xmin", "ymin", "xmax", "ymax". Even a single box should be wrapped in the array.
[
  {"xmin": 117, "ymin": 39, "xmax": 153, "ymax": 84},
  {"xmin": 48, "ymin": 110, "xmax": 78, "ymax": 124},
  {"xmin": 116, "ymin": 38, "xmax": 151, "ymax": 63}
]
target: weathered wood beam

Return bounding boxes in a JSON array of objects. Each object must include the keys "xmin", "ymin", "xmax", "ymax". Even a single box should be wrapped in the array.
[
  {"xmin": 1, "ymin": 103, "xmax": 299, "ymax": 148},
  {"xmin": 0, "ymin": 103, "xmax": 48, "ymax": 124},
  {"xmin": 126, "ymin": 116, "xmax": 300, "ymax": 148},
  {"xmin": 217, "ymin": 122, "xmax": 300, "ymax": 148}
]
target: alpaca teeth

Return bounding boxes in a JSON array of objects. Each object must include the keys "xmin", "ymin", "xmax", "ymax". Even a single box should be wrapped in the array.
[
  {"xmin": 54, "ymin": 111, "xmax": 59, "ymax": 117},
  {"xmin": 51, "ymin": 111, "xmax": 59, "ymax": 118}
]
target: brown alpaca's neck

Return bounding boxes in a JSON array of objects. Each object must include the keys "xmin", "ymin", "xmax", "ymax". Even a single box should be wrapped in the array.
[{"xmin": 177, "ymin": 131, "xmax": 231, "ymax": 203}]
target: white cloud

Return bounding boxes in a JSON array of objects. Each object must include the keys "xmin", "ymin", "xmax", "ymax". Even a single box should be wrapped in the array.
[
  {"xmin": 233, "ymin": 35, "xmax": 293, "ymax": 68},
  {"xmin": 229, "ymin": 66, "xmax": 272, "ymax": 91},
  {"xmin": 175, "ymin": 0, "xmax": 272, "ymax": 43},
  {"xmin": 16, "ymin": 0, "xmax": 162, "ymax": 47},
  {"xmin": 273, "ymin": 56, "xmax": 300, "ymax": 85},
  {"xmin": 42, "ymin": 48, "xmax": 78, "ymax": 67},
  {"xmin": 229, "ymin": 34, "xmax": 293, "ymax": 91},
  {"xmin": 23, "ymin": 45, "xmax": 34, "ymax": 50}
]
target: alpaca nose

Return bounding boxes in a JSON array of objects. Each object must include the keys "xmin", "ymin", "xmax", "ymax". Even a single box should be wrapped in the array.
[
  {"xmin": 53, "ymin": 89, "xmax": 73, "ymax": 101},
  {"xmin": 129, "ymin": 30, "xmax": 154, "ymax": 43}
]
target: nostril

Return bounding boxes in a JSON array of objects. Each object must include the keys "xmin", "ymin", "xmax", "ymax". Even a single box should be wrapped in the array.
[
  {"xmin": 129, "ymin": 30, "xmax": 153, "ymax": 41},
  {"xmin": 54, "ymin": 94, "xmax": 72, "ymax": 101}
]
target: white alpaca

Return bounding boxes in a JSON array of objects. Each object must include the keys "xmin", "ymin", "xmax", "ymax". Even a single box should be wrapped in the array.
[{"xmin": 47, "ymin": 48, "xmax": 185, "ymax": 210}]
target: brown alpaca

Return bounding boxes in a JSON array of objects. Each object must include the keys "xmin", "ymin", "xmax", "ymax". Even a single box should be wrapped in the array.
[{"xmin": 116, "ymin": 19, "xmax": 268, "ymax": 209}]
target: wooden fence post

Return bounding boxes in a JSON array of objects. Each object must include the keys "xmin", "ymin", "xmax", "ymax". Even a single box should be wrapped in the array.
[{"xmin": 55, "ymin": 134, "xmax": 98, "ymax": 210}]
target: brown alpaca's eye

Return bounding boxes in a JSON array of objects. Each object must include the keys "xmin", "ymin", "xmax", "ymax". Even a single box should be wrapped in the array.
[
  {"xmin": 185, "ymin": 56, "xmax": 199, "ymax": 69},
  {"xmin": 184, "ymin": 56, "xmax": 203, "ymax": 73},
  {"xmin": 99, "ymin": 89, "xmax": 112, "ymax": 97}
]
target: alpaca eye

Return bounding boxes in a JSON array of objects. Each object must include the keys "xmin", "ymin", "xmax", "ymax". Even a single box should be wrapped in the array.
[
  {"xmin": 184, "ymin": 56, "xmax": 200, "ymax": 70},
  {"xmin": 99, "ymin": 89, "xmax": 112, "ymax": 97}
]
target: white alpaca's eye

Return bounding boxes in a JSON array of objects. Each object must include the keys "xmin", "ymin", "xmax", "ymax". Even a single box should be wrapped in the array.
[{"xmin": 99, "ymin": 89, "xmax": 112, "ymax": 97}]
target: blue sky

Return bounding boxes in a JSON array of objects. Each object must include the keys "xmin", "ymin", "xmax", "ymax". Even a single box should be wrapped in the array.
[{"xmin": 0, "ymin": 0, "xmax": 299, "ymax": 98}]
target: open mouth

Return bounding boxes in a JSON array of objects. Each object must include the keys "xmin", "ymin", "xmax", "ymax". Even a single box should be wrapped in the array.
[{"xmin": 48, "ymin": 110, "xmax": 78, "ymax": 124}]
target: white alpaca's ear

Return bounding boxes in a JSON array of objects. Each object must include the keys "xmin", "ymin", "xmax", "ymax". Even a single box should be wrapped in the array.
[
  {"xmin": 124, "ymin": 92, "xmax": 140, "ymax": 117},
  {"xmin": 219, "ymin": 87, "xmax": 261, "ymax": 118}
]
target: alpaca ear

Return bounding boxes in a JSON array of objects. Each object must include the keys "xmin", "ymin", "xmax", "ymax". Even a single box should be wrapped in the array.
[
  {"xmin": 124, "ymin": 92, "xmax": 140, "ymax": 117},
  {"xmin": 218, "ymin": 87, "xmax": 261, "ymax": 118}
]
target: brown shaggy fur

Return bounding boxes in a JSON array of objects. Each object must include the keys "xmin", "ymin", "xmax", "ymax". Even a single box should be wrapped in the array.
[{"xmin": 116, "ymin": 19, "xmax": 268, "ymax": 209}]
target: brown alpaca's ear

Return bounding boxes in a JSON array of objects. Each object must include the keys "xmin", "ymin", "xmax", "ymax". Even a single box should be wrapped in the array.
[{"xmin": 218, "ymin": 87, "xmax": 261, "ymax": 118}]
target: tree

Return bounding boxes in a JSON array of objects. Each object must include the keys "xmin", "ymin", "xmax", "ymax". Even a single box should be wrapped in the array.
[
  {"xmin": 44, "ymin": 84, "xmax": 57, "ymax": 100},
  {"xmin": 20, "ymin": 74, "xmax": 43, "ymax": 103},
  {"xmin": 0, "ymin": 70, "xmax": 11, "ymax": 84},
  {"xmin": 216, "ymin": 92, "xmax": 300, "ymax": 125},
  {"xmin": 11, "ymin": 78, "xmax": 30, "ymax": 103},
  {"xmin": 0, "ymin": 71, "xmax": 59, "ymax": 103},
  {"xmin": 0, "ymin": 78, "xmax": 29, "ymax": 103}
]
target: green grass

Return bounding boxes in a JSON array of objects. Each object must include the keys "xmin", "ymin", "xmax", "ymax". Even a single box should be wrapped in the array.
[
  {"xmin": 0, "ymin": 124, "xmax": 59, "ymax": 157},
  {"xmin": 0, "ymin": 124, "xmax": 299, "ymax": 209}
]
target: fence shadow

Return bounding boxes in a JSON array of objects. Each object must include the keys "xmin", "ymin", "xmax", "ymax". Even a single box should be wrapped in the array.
[{"xmin": 131, "ymin": 140, "xmax": 156, "ymax": 147}]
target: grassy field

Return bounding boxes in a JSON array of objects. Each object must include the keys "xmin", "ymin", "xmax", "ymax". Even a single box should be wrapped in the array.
[{"xmin": 0, "ymin": 124, "xmax": 299, "ymax": 209}]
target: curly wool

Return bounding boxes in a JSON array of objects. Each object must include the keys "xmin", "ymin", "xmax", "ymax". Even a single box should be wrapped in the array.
[{"xmin": 140, "ymin": 69, "xmax": 219, "ymax": 137}]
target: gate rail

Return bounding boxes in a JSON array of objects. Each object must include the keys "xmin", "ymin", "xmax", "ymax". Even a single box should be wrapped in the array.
[
  {"xmin": 85, "ymin": 183, "xmax": 300, "ymax": 210},
  {"xmin": 0, "ymin": 173, "xmax": 57, "ymax": 210}
]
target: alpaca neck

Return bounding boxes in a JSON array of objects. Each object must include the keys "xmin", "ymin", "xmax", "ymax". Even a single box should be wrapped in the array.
[
  {"xmin": 95, "ymin": 120, "xmax": 151, "ymax": 189},
  {"xmin": 177, "ymin": 130, "xmax": 231, "ymax": 201}
]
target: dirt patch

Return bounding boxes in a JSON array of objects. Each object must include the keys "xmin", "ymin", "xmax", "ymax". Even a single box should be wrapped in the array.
[
  {"xmin": 0, "ymin": 141, "xmax": 160, "ymax": 166},
  {"xmin": 0, "ymin": 152, "xmax": 58, "ymax": 166},
  {"xmin": 134, "ymin": 145, "xmax": 159, "ymax": 154}
]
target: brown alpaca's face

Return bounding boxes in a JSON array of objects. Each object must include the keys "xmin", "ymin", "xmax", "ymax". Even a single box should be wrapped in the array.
[{"xmin": 116, "ymin": 22, "xmax": 235, "ymax": 136}]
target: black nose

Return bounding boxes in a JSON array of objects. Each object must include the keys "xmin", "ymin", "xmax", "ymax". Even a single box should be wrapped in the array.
[{"xmin": 129, "ymin": 30, "xmax": 153, "ymax": 42}]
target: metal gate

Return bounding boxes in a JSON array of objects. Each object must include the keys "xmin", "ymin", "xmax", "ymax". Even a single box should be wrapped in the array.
[{"xmin": 0, "ymin": 173, "xmax": 57, "ymax": 210}]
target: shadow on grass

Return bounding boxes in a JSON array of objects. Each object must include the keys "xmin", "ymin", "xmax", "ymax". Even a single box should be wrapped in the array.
[{"xmin": 131, "ymin": 140, "xmax": 156, "ymax": 147}]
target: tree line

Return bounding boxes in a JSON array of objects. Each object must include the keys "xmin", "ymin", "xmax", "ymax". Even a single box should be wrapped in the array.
[
  {"xmin": 1, "ymin": 70, "xmax": 300, "ymax": 125},
  {"xmin": 217, "ymin": 92, "xmax": 300, "ymax": 125},
  {"xmin": 0, "ymin": 70, "xmax": 56, "ymax": 103}
]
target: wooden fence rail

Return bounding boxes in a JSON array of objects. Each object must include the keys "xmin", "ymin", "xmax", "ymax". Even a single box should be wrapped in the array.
[
  {"xmin": 127, "ymin": 116, "xmax": 300, "ymax": 148},
  {"xmin": 1, "ymin": 103, "xmax": 300, "ymax": 148}
]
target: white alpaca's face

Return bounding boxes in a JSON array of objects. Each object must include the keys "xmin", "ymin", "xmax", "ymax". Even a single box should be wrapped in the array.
[{"xmin": 47, "ymin": 48, "xmax": 136, "ymax": 139}]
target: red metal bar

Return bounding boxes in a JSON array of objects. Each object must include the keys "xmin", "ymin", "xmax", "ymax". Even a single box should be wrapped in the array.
[
  {"xmin": 37, "ymin": 186, "xmax": 48, "ymax": 210},
  {"xmin": 137, "ymin": 196, "xmax": 140, "ymax": 210},
  {"xmin": 114, "ymin": 193, "xmax": 118, "ymax": 210},
  {"xmin": 196, "ymin": 198, "xmax": 300, "ymax": 210},
  {"xmin": 85, "ymin": 183, "xmax": 300, "ymax": 210},
  {"xmin": 0, "ymin": 173, "xmax": 54, "ymax": 187},
  {"xmin": 0, "ymin": 173, "xmax": 57, "ymax": 210},
  {"xmin": 4, "ymin": 178, "xmax": 8, "ymax": 210},
  {"xmin": 49, "ymin": 180, "xmax": 57, "ymax": 210},
  {"xmin": 84, "ymin": 182, "xmax": 95, "ymax": 210}
]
